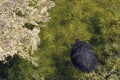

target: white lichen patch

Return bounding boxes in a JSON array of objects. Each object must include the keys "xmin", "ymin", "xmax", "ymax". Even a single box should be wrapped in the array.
[{"xmin": 0, "ymin": 0, "xmax": 55, "ymax": 64}]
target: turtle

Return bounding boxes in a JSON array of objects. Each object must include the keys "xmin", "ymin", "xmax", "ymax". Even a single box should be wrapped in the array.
[{"xmin": 71, "ymin": 39, "xmax": 98, "ymax": 73}]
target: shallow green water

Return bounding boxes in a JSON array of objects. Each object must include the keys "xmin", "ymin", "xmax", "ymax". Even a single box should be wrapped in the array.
[{"xmin": 0, "ymin": 0, "xmax": 120, "ymax": 80}]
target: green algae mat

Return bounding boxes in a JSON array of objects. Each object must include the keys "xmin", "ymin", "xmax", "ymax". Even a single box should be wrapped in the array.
[{"xmin": 0, "ymin": 0, "xmax": 120, "ymax": 80}]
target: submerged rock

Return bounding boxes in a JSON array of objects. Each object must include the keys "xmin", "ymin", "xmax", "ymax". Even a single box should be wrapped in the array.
[{"xmin": 0, "ymin": 0, "xmax": 55, "ymax": 65}]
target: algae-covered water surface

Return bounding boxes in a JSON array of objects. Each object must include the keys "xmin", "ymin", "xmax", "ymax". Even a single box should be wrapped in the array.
[{"xmin": 0, "ymin": 0, "xmax": 120, "ymax": 80}]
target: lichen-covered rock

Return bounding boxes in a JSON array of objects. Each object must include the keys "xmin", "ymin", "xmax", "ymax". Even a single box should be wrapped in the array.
[
  {"xmin": 0, "ymin": 0, "xmax": 55, "ymax": 65},
  {"xmin": 71, "ymin": 39, "xmax": 98, "ymax": 72}
]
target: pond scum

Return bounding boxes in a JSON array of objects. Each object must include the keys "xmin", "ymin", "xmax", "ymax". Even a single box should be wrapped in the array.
[{"xmin": 0, "ymin": 0, "xmax": 120, "ymax": 80}]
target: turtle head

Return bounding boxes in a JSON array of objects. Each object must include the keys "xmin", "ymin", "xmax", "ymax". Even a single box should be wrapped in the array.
[
  {"xmin": 75, "ymin": 39, "xmax": 81, "ymax": 43},
  {"xmin": 71, "ymin": 39, "xmax": 82, "ymax": 48}
]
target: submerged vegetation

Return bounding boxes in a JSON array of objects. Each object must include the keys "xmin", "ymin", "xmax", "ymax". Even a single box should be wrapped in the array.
[{"xmin": 0, "ymin": 0, "xmax": 120, "ymax": 80}]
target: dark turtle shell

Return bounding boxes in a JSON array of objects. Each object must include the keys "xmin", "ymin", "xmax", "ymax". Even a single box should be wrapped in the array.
[{"xmin": 71, "ymin": 40, "xmax": 98, "ymax": 73}]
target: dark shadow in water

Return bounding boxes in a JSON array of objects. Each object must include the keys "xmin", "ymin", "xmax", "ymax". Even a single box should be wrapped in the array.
[{"xmin": 0, "ymin": 55, "xmax": 34, "ymax": 80}]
